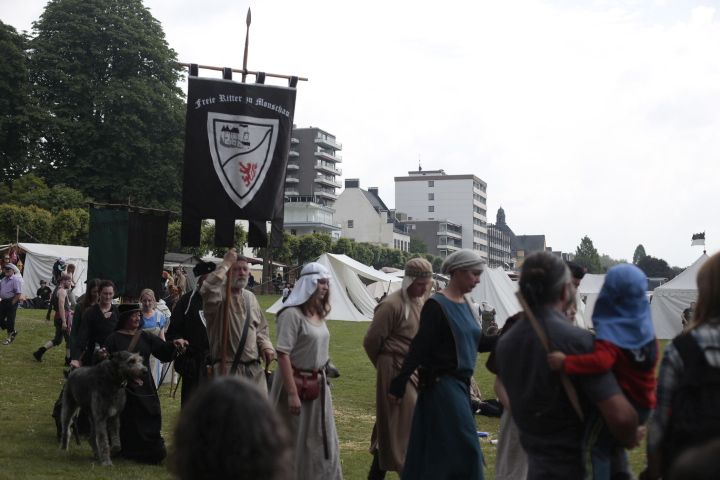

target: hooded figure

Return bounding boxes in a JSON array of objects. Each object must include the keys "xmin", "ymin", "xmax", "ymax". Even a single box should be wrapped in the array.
[{"xmin": 363, "ymin": 258, "xmax": 433, "ymax": 477}]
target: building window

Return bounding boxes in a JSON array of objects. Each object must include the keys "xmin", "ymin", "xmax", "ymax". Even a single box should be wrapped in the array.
[
  {"xmin": 428, "ymin": 206, "xmax": 434, "ymax": 212},
  {"xmin": 348, "ymin": 219, "xmax": 354, "ymax": 228},
  {"xmin": 428, "ymin": 193, "xmax": 434, "ymax": 201},
  {"xmin": 428, "ymin": 180, "xmax": 434, "ymax": 187}
]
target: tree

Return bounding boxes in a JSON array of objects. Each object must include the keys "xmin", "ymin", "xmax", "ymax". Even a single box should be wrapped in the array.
[
  {"xmin": 599, "ymin": 254, "xmax": 626, "ymax": 272},
  {"xmin": 432, "ymin": 256, "xmax": 444, "ymax": 273},
  {"xmin": 632, "ymin": 244, "xmax": 647, "ymax": 265},
  {"xmin": 0, "ymin": 174, "xmax": 89, "ymax": 213},
  {"xmin": 29, "ymin": 0, "xmax": 185, "ymax": 210},
  {"xmin": 0, "ymin": 21, "xmax": 35, "ymax": 181},
  {"xmin": 332, "ymin": 237, "xmax": 354, "ymax": 256},
  {"xmin": 297, "ymin": 234, "xmax": 332, "ymax": 265},
  {"xmin": 637, "ymin": 255, "xmax": 674, "ymax": 279},
  {"xmin": 574, "ymin": 236, "xmax": 603, "ymax": 274},
  {"xmin": 408, "ymin": 236, "xmax": 427, "ymax": 254}
]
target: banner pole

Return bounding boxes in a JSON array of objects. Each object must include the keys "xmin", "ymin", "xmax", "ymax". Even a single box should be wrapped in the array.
[{"xmin": 242, "ymin": 8, "xmax": 251, "ymax": 83}]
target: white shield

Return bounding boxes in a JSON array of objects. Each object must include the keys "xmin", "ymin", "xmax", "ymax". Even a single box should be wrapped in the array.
[{"xmin": 207, "ymin": 112, "xmax": 279, "ymax": 209}]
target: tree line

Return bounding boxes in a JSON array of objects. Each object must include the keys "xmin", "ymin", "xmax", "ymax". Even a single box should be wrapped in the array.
[
  {"xmin": 1, "ymin": 1, "xmax": 185, "ymax": 211},
  {"xmin": 573, "ymin": 235, "xmax": 684, "ymax": 279}
]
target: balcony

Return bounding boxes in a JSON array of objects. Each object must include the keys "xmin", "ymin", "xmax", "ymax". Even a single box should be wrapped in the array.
[
  {"xmin": 285, "ymin": 176, "xmax": 300, "ymax": 184},
  {"xmin": 314, "ymin": 150, "xmax": 342, "ymax": 163},
  {"xmin": 315, "ymin": 161, "xmax": 342, "ymax": 176},
  {"xmin": 314, "ymin": 136, "xmax": 342, "ymax": 150},
  {"xmin": 315, "ymin": 190, "xmax": 338, "ymax": 201},
  {"xmin": 437, "ymin": 243, "xmax": 462, "ymax": 252},
  {"xmin": 291, "ymin": 137, "xmax": 299, "ymax": 144},
  {"xmin": 284, "ymin": 189, "xmax": 300, "ymax": 196},
  {"xmin": 289, "ymin": 150, "xmax": 299, "ymax": 157},
  {"xmin": 314, "ymin": 175, "xmax": 342, "ymax": 188},
  {"xmin": 438, "ymin": 229, "xmax": 462, "ymax": 240},
  {"xmin": 286, "ymin": 163, "xmax": 300, "ymax": 171}
]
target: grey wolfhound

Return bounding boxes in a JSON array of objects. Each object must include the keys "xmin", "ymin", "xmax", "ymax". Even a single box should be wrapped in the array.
[{"xmin": 60, "ymin": 351, "xmax": 147, "ymax": 465}]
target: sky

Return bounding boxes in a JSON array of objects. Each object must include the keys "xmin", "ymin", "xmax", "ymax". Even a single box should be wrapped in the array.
[{"xmin": 3, "ymin": 0, "xmax": 719, "ymax": 267}]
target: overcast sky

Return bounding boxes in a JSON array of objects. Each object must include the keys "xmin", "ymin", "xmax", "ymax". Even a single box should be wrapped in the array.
[{"xmin": 3, "ymin": 0, "xmax": 719, "ymax": 267}]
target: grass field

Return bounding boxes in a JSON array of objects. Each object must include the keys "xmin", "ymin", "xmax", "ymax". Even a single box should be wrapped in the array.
[{"xmin": 0, "ymin": 295, "xmax": 650, "ymax": 479}]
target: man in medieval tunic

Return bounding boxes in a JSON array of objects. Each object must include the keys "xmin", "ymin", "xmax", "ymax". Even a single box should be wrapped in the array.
[
  {"xmin": 201, "ymin": 249, "xmax": 275, "ymax": 393},
  {"xmin": 363, "ymin": 258, "xmax": 434, "ymax": 479}
]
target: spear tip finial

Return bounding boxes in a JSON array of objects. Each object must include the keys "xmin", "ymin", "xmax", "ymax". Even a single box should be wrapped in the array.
[{"xmin": 246, "ymin": 7, "xmax": 251, "ymax": 25}]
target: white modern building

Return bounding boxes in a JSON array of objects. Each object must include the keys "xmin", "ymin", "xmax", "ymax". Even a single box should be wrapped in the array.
[
  {"xmin": 394, "ymin": 169, "xmax": 488, "ymax": 260},
  {"xmin": 334, "ymin": 179, "xmax": 410, "ymax": 251},
  {"xmin": 283, "ymin": 126, "xmax": 342, "ymax": 238}
]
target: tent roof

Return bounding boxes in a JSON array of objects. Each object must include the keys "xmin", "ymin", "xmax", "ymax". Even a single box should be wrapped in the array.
[
  {"xmin": 470, "ymin": 267, "xmax": 521, "ymax": 327},
  {"xmin": 267, "ymin": 253, "xmax": 393, "ymax": 321},
  {"xmin": 578, "ymin": 274, "xmax": 605, "ymax": 294},
  {"xmin": 654, "ymin": 253, "xmax": 708, "ymax": 293},
  {"xmin": 18, "ymin": 242, "xmax": 88, "ymax": 260}
]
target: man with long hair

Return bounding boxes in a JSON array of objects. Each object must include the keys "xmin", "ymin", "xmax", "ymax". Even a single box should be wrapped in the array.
[{"xmin": 201, "ymin": 249, "xmax": 275, "ymax": 393}]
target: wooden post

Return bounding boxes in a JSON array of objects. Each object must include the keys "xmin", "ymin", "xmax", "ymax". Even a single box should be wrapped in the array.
[{"xmin": 242, "ymin": 8, "xmax": 251, "ymax": 83}]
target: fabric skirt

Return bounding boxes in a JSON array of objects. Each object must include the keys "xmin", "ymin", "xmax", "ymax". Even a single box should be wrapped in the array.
[{"xmin": 403, "ymin": 375, "xmax": 484, "ymax": 480}]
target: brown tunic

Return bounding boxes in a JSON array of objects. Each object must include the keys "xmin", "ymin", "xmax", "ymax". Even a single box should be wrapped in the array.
[
  {"xmin": 363, "ymin": 289, "xmax": 422, "ymax": 473},
  {"xmin": 200, "ymin": 264, "xmax": 274, "ymax": 393}
]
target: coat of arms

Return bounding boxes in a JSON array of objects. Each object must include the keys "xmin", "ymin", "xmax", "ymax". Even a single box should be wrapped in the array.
[{"xmin": 207, "ymin": 112, "xmax": 279, "ymax": 208}]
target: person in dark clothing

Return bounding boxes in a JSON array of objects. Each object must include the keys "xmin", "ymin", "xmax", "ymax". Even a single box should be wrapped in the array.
[
  {"xmin": 105, "ymin": 304, "xmax": 188, "ymax": 464},
  {"xmin": 69, "ymin": 279, "xmax": 101, "ymax": 354},
  {"xmin": 166, "ymin": 261, "xmax": 216, "ymax": 407},
  {"xmin": 389, "ymin": 250, "xmax": 496, "ymax": 480},
  {"xmin": 70, "ymin": 280, "xmax": 118, "ymax": 368},
  {"xmin": 34, "ymin": 280, "xmax": 52, "ymax": 309}
]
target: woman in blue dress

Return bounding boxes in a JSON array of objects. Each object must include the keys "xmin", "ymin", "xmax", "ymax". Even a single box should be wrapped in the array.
[{"xmin": 389, "ymin": 249, "xmax": 497, "ymax": 480}]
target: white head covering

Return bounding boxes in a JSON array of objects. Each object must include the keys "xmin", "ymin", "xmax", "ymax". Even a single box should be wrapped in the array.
[
  {"xmin": 3, "ymin": 263, "xmax": 20, "ymax": 275},
  {"xmin": 282, "ymin": 262, "xmax": 331, "ymax": 309}
]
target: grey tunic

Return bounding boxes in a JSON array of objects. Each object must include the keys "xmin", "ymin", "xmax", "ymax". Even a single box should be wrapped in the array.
[{"xmin": 270, "ymin": 307, "xmax": 342, "ymax": 480}]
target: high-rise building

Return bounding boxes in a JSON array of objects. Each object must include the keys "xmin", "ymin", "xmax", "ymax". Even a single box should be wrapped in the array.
[
  {"xmin": 394, "ymin": 169, "xmax": 488, "ymax": 259},
  {"xmin": 283, "ymin": 127, "xmax": 343, "ymax": 238}
]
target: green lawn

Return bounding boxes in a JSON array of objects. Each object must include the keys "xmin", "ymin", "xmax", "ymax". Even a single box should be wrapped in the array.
[{"xmin": 0, "ymin": 296, "xmax": 650, "ymax": 479}]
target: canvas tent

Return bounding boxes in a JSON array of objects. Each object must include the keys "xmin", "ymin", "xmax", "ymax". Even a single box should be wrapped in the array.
[
  {"xmin": 267, "ymin": 253, "xmax": 396, "ymax": 321},
  {"xmin": 651, "ymin": 253, "xmax": 708, "ymax": 339},
  {"xmin": 577, "ymin": 274, "xmax": 605, "ymax": 329},
  {"xmin": 17, "ymin": 243, "xmax": 88, "ymax": 300},
  {"xmin": 470, "ymin": 267, "xmax": 521, "ymax": 328}
]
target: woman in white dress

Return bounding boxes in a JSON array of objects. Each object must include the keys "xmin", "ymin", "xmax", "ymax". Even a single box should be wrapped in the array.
[{"xmin": 270, "ymin": 262, "xmax": 342, "ymax": 480}]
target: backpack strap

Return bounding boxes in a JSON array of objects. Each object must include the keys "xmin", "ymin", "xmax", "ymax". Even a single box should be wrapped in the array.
[{"xmin": 672, "ymin": 332, "xmax": 704, "ymax": 373}]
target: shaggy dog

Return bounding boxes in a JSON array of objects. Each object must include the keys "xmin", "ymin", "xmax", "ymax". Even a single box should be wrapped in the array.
[{"xmin": 60, "ymin": 351, "xmax": 147, "ymax": 465}]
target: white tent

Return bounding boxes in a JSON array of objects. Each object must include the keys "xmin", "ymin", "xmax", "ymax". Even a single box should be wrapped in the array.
[
  {"xmin": 470, "ymin": 267, "xmax": 521, "ymax": 328},
  {"xmin": 366, "ymin": 277, "xmax": 402, "ymax": 300},
  {"xmin": 577, "ymin": 274, "xmax": 605, "ymax": 328},
  {"xmin": 266, "ymin": 253, "xmax": 396, "ymax": 321},
  {"xmin": 18, "ymin": 243, "xmax": 89, "ymax": 299},
  {"xmin": 651, "ymin": 253, "xmax": 708, "ymax": 339}
]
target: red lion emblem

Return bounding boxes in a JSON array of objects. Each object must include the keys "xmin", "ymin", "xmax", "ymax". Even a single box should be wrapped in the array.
[{"xmin": 239, "ymin": 162, "xmax": 258, "ymax": 187}]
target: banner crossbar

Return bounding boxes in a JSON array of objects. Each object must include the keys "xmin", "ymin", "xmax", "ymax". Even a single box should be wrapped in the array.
[{"xmin": 177, "ymin": 62, "xmax": 308, "ymax": 83}]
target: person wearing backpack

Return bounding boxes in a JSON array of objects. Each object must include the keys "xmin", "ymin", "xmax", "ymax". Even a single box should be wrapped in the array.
[{"xmin": 641, "ymin": 251, "xmax": 720, "ymax": 479}]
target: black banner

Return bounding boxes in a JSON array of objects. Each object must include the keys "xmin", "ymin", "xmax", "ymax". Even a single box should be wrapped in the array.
[{"xmin": 181, "ymin": 75, "xmax": 296, "ymax": 247}]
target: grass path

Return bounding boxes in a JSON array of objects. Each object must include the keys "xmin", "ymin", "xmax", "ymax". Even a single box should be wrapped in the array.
[{"xmin": 0, "ymin": 296, "xmax": 649, "ymax": 479}]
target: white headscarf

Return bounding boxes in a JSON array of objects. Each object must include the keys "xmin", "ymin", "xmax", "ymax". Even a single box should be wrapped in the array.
[{"xmin": 282, "ymin": 262, "xmax": 331, "ymax": 309}]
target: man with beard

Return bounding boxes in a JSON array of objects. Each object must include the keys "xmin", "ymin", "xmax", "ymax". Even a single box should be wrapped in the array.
[
  {"xmin": 201, "ymin": 249, "xmax": 275, "ymax": 394},
  {"xmin": 166, "ymin": 261, "xmax": 216, "ymax": 407},
  {"xmin": 363, "ymin": 258, "xmax": 433, "ymax": 479}
]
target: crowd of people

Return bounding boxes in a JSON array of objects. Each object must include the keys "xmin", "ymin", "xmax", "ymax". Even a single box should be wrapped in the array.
[{"xmin": 2, "ymin": 245, "xmax": 720, "ymax": 479}]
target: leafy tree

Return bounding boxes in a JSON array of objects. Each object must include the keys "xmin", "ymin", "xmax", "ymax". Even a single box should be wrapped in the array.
[
  {"xmin": 408, "ymin": 236, "xmax": 427, "ymax": 254},
  {"xmin": 29, "ymin": 0, "xmax": 185, "ymax": 210},
  {"xmin": 432, "ymin": 256, "xmax": 444, "ymax": 273},
  {"xmin": 297, "ymin": 234, "xmax": 332, "ymax": 264},
  {"xmin": 0, "ymin": 204, "xmax": 53, "ymax": 244},
  {"xmin": 352, "ymin": 243, "xmax": 375, "ymax": 266},
  {"xmin": 0, "ymin": 21, "xmax": 35, "ymax": 182},
  {"xmin": 332, "ymin": 237, "xmax": 354, "ymax": 256},
  {"xmin": 574, "ymin": 236, "xmax": 603, "ymax": 274},
  {"xmin": 599, "ymin": 254, "xmax": 626, "ymax": 272},
  {"xmin": 632, "ymin": 244, "xmax": 647, "ymax": 265},
  {"xmin": 637, "ymin": 255, "xmax": 674, "ymax": 279},
  {"xmin": 0, "ymin": 174, "xmax": 89, "ymax": 212}
]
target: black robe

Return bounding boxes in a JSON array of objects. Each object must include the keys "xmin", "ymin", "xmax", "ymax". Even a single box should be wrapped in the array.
[
  {"xmin": 166, "ymin": 288, "xmax": 209, "ymax": 406},
  {"xmin": 105, "ymin": 331, "xmax": 175, "ymax": 464},
  {"xmin": 71, "ymin": 304, "xmax": 118, "ymax": 365}
]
